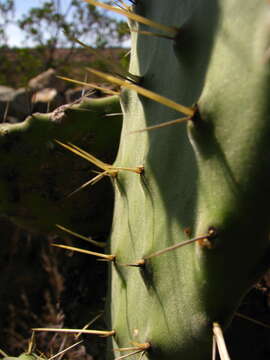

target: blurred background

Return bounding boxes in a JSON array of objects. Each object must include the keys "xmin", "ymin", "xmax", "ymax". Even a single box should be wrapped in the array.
[{"xmin": 0, "ymin": 0, "xmax": 130, "ymax": 88}]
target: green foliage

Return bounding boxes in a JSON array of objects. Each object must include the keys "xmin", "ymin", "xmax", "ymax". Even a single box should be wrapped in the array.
[
  {"xmin": 0, "ymin": 48, "xmax": 44, "ymax": 87},
  {"xmin": 17, "ymin": 0, "xmax": 129, "ymax": 51},
  {"xmin": 0, "ymin": 0, "xmax": 14, "ymax": 44},
  {"xmin": 0, "ymin": 47, "xmax": 126, "ymax": 88},
  {"xmin": 0, "ymin": 0, "xmax": 130, "ymax": 87}
]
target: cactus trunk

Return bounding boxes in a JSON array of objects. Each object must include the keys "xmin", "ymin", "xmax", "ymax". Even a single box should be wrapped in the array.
[
  {"xmin": 2, "ymin": 0, "xmax": 270, "ymax": 358},
  {"xmin": 107, "ymin": 0, "xmax": 270, "ymax": 359}
]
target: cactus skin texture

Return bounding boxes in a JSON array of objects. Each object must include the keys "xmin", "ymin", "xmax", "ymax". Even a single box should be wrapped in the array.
[
  {"xmin": 107, "ymin": 0, "xmax": 270, "ymax": 359},
  {"xmin": 3, "ymin": 355, "xmax": 37, "ymax": 360},
  {"xmin": 2, "ymin": 0, "xmax": 270, "ymax": 358},
  {"xmin": 0, "ymin": 95, "xmax": 121, "ymax": 236}
]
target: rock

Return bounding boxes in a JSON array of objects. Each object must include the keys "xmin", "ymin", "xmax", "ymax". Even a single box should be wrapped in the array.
[
  {"xmin": 0, "ymin": 85, "xmax": 14, "ymax": 99},
  {"xmin": 0, "ymin": 86, "xmax": 15, "ymax": 121},
  {"xmin": 28, "ymin": 68, "xmax": 66, "ymax": 92},
  {"xmin": 32, "ymin": 87, "xmax": 57, "ymax": 103},
  {"xmin": 12, "ymin": 88, "xmax": 33, "ymax": 120},
  {"xmin": 0, "ymin": 87, "xmax": 31, "ymax": 122},
  {"xmin": 31, "ymin": 87, "xmax": 64, "ymax": 113}
]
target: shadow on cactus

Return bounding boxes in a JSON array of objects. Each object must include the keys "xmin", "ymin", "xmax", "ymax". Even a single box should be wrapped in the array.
[
  {"xmin": 0, "ymin": 95, "xmax": 122, "ymax": 240},
  {"xmin": 2, "ymin": 0, "xmax": 270, "ymax": 359}
]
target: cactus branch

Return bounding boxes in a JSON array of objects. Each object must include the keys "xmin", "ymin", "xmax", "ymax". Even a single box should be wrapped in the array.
[
  {"xmin": 0, "ymin": 95, "xmax": 122, "ymax": 235},
  {"xmin": 5, "ymin": 0, "xmax": 270, "ymax": 358}
]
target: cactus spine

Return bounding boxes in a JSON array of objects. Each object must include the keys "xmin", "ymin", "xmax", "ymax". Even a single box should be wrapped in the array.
[
  {"xmin": 0, "ymin": 95, "xmax": 121, "ymax": 235},
  {"xmin": 2, "ymin": 0, "xmax": 270, "ymax": 358},
  {"xmin": 103, "ymin": 0, "xmax": 270, "ymax": 359}
]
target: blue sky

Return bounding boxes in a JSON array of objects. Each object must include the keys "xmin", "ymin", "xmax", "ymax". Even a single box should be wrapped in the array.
[
  {"xmin": 7, "ymin": 0, "xmax": 126, "ymax": 47},
  {"xmin": 7, "ymin": 0, "xmax": 38, "ymax": 46}
]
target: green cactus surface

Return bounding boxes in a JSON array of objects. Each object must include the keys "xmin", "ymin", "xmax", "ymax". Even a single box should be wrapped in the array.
[
  {"xmin": 2, "ymin": 0, "xmax": 270, "ymax": 359},
  {"xmin": 102, "ymin": 0, "xmax": 270, "ymax": 359},
  {"xmin": 2, "ymin": 354, "xmax": 38, "ymax": 360},
  {"xmin": 0, "ymin": 95, "xmax": 121, "ymax": 237}
]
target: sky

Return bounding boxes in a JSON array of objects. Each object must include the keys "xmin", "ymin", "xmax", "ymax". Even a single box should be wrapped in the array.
[
  {"xmin": 6, "ymin": 0, "xmax": 126, "ymax": 47},
  {"xmin": 7, "ymin": 0, "xmax": 38, "ymax": 46}
]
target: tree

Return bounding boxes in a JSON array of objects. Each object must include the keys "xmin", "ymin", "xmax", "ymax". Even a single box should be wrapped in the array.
[
  {"xmin": 0, "ymin": 1, "xmax": 129, "ymax": 87},
  {"xmin": 17, "ymin": 0, "xmax": 129, "ymax": 69},
  {"xmin": 0, "ymin": 0, "xmax": 14, "ymax": 45}
]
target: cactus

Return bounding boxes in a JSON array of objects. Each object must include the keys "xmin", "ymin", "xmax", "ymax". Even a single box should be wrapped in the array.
[
  {"xmin": 0, "ymin": 95, "xmax": 121, "ymax": 237},
  {"xmin": 2, "ymin": 355, "xmax": 37, "ymax": 360},
  {"xmin": 87, "ymin": 0, "xmax": 270, "ymax": 359},
  {"xmin": 2, "ymin": 0, "xmax": 270, "ymax": 359}
]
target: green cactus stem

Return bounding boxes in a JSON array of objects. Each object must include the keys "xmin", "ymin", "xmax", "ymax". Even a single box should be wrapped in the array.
[
  {"xmin": 2, "ymin": 355, "xmax": 38, "ymax": 360},
  {"xmin": 97, "ymin": 0, "xmax": 270, "ymax": 359},
  {"xmin": 2, "ymin": 0, "xmax": 270, "ymax": 358},
  {"xmin": 0, "ymin": 95, "xmax": 121, "ymax": 238}
]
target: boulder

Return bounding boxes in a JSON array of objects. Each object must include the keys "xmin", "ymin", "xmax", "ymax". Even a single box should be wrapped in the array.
[
  {"xmin": 0, "ymin": 86, "xmax": 31, "ymax": 122},
  {"xmin": 0, "ymin": 85, "xmax": 14, "ymax": 100},
  {"xmin": 28, "ymin": 68, "xmax": 66, "ymax": 92},
  {"xmin": 0, "ymin": 86, "xmax": 15, "ymax": 121},
  {"xmin": 12, "ymin": 88, "xmax": 33, "ymax": 119},
  {"xmin": 31, "ymin": 87, "xmax": 64, "ymax": 113}
]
